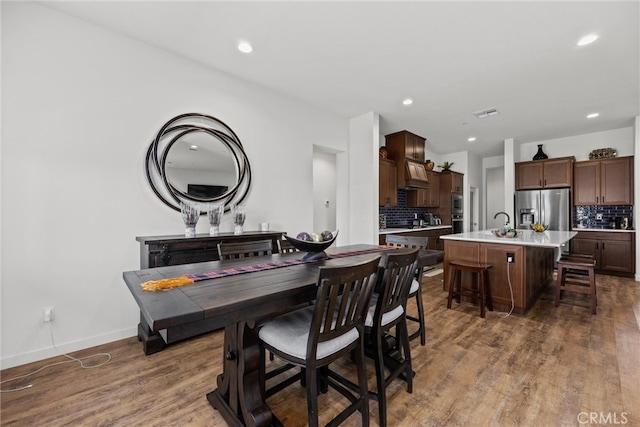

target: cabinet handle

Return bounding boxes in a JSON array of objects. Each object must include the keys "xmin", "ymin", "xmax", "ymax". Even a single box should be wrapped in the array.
[
  {"xmin": 539, "ymin": 180, "xmax": 542, "ymax": 186},
  {"xmin": 544, "ymin": 179, "xmax": 547, "ymax": 186},
  {"xmin": 602, "ymin": 242, "xmax": 605, "ymax": 250}
]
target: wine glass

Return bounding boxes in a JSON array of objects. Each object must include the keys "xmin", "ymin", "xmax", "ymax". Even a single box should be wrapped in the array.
[
  {"xmin": 207, "ymin": 203, "xmax": 224, "ymax": 236},
  {"xmin": 233, "ymin": 205, "xmax": 246, "ymax": 235},
  {"xmin": 180, "ymin": 201, "xmax": 200, "ymax": 237}
]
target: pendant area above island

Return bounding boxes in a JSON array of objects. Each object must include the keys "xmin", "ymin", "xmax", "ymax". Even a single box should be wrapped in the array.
[{"xmin": 440, "ymin": 230, "xmax": 577, "ymax": 315}]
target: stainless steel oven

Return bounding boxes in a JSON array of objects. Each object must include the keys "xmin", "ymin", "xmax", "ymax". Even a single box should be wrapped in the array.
[
  {"xmin": 452, "ymin": 194, "xmax": 463, "ymax": 215},
  {"xmin": 452, "ymin": 214, "xmax": 463, "ymax": 234}
]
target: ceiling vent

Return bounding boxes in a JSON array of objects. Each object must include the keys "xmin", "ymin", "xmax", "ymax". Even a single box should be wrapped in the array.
[{"xmin": 472, "ymin": 108, "xmax": 500, "ymax": 119}]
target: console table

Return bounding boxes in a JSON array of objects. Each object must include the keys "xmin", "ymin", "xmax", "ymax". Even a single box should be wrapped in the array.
[{"xmin": 135, "ymin": 231, "xmax": 285, "ymax": 354}]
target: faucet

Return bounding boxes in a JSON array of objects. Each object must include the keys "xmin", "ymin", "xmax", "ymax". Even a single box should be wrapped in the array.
[{"xmin": 494, "ymin": 212, "xmax": 511, "ymax": 230}]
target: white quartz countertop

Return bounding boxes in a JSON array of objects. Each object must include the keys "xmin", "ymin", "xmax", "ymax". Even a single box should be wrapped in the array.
[
  {"xmin": 379, "ymin": 225, "xmax": 452, "ymax": 235},
  {"xmin": 440, "ymin": 229, "xmax": 578, "ymax": 248}
]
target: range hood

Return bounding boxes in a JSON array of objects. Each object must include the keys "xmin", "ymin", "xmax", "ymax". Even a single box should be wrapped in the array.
[{"xmin": 399, "ymin": 159, "xmax": 429, "ymax": 189}]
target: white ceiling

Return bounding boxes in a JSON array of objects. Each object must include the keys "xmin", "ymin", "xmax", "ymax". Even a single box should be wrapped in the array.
[{"xmin": 42, "ymin": 1, "xmax": 639, "ymax": 158}]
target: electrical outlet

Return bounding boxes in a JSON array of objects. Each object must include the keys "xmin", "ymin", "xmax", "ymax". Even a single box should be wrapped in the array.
[
  {"xmin": 43, "ymin": 306, "xmax": 54, "ymax": 322},
  {"xmin": 506, "ymin": 252, "xmax": 515, "ymax": 263},
  {"xmin": 596, "ymin": 213, "xmax": 603, "ymax": 220}
]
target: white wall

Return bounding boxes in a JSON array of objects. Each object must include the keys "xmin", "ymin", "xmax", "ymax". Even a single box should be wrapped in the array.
[
  {"xmin": 1, "ymin": 3, "xmax": 354, "ymax": 368},
  {"xmin": 517, "ymin": 127, "xmax": 635, "ymax": 162},
  {"xmin": 349, "ymin": 112, "xmax": 379, "ymax": 244}
]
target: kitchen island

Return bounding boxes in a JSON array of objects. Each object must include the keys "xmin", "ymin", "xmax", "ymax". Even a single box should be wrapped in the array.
[{"xmin": 440, "ymin": 230, "xmax": 577, "ymax": 314}]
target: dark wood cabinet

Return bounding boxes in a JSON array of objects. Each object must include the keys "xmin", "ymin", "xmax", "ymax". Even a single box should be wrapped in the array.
[
  {"xmin": 440, "ymin": 171, "xmax": 463, "ymax": 194},
  {"xmin": 436, "ymin": 171, "xmax": 464, "ymax": 226},
  {"xmin": 385, "ymin": 130, "xmax": 426, "ymax": 163},
  {"xmin": 406, "ymin": 171, "xmax": 440, "ymax": 208},
  {"xmin": 571, "ymin": 231, "xmax": 635, "ymax": 276},
  {"xmin": 573, "ymin": 156, "xmax": 633, "ymax": 205},
  {"xmin": 379, "ymin": 158, "xmax": 397, "ymax": 206},
  {"xmin": 137, "ymin": 231, "xmax": 284, "ymax": 268},
  {"xmin": 515, "ymin": 157, "xmax": 574, "ymax": 190}
]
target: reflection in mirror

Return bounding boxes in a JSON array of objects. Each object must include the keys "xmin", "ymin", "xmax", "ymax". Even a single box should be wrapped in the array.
[
  {"xmin": 145, "ymin": 113, "xmax": 251, "ymax": 213},
  {"xmin": 165, "ymin": 131, "xmax": 237, "ymax": 199}
]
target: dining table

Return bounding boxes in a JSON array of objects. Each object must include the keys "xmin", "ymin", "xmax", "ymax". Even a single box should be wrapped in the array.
[{"xmin": 122, "ymin": 243, "xmax": 441, "ymax": 426}]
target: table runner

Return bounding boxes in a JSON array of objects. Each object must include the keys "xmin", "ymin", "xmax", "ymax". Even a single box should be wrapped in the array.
[{"xmin": 141, "ymin": 246, "xmax": 394, "ymax": 291}]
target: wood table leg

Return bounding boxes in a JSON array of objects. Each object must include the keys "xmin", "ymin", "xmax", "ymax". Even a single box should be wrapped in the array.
[
  {"xmin": 207, "ymin": 322, "xmax": 282, "ymax": 427},
  {"xmin": 137, "ymin": 312, "xmax": 166, "ymax": 355}
]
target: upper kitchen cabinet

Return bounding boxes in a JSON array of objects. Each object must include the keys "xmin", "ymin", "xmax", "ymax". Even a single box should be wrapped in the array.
[
  {"xmin": 379, "ymin": 158, "xmax": 397, "ymax": 207},
  {"xmin": 406, "ymin": 170, "xmax": 440, "ymax": 208},
  {"xmin": 440, "ymin": 170, "xmax": 464, "ymax": 194},
  {"xmin": 515, "ymin": 157, "xmax": 574, "ymax": 190},
  {"xmin": 385, "ymin": 130, "xmax": 429, "ymax": 189},
  {"xmin": 385, "ymin": 130, "xmax": 426, "ymax": 163},
  {"xmin": 573, "ymin": 156, "xmax": 633, "ymax": 206}
]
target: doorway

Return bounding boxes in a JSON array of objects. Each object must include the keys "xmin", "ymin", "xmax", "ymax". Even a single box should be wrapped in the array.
[
  {"xmin": 470, "ymin": 186, "xmax": 479, "ymax": 232},
  {"xmin": 312, "ymin": 149, "xmax": 337, "ymax": 232},
  {"xmin": 486, "ymin": 166, "xmax": 505, "ymax": 229}
]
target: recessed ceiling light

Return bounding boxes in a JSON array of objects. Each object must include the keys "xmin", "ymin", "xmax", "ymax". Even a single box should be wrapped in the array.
[
  {"xmin": 402, "ymin": 98, "xmax": 413, "ymax": 106},
  {"xmin": 237, "ymin": 41, "xmax": 253, "ymax": 53},
  {"xmin": 577, "ymin": 34, "xmax": 598, "ymax": 46},
  {"xmin": 467, "ymin": 137, "xmax": 477, "ymax": 142},
  {"xmin": 586, "ymin": 112, "xmax": 600, "ymax": 119},
  {"xmin": 189, "ymin": 145, "xmax": 198, "ymax": 151}
]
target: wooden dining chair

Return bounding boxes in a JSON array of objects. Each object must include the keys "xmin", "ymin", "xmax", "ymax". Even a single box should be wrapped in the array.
[
  {"xmin": 384, "ymin": 234, "xmax": 437, "ymax": 345},
  {"xmin": 257, "ymin": 256, "xmax": 381, "ymax": 427},
  {"xmin": 326, "ymin": 249, "xmax": 419, "ymax": 426},
  {"xmin": 217, "ymin": 239, "xmax": 273, "ymax": 260},
  {"xmin": 363, "ymin": 248, "xmax": 419, "ymax": 427},
  {"xmin": 277, "ymin": 237, "xmax": 299, "ymax": 254}
]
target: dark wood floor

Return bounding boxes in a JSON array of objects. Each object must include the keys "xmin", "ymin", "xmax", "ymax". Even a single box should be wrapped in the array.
[{"xmin": 2, "ymin": 269, "xmax": 639, "ymax": 426}]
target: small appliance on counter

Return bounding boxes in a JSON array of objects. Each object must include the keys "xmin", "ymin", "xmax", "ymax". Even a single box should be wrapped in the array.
[
  {"xmin": 423, "ymin": 212, "xmax": 442, "ymax": 226},
  {"xmin": 614, "ymin": 217, "xmax": 632, "ymax": 230}
]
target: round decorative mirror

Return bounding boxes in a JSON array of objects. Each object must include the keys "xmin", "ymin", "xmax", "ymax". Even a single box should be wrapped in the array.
[{"xmin": 145, "ymin": 113, "xmax": 251, "ymax": 212}]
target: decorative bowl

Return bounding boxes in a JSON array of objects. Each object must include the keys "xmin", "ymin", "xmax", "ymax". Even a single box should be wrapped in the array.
[
  {"xmin": 530, "ymin": 223, "xmax": 548, "ymax": 232},
  {"xmin": 491, "ymin": 229, "xmax": 520, "ymax": 238},
  {"xmin": 284, "ymin": 230, "xmax": 339, "ymax": 260}
]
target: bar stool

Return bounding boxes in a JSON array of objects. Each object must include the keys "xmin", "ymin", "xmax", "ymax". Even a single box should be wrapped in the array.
[
  {"xmin": 446, "ymin": 261, "xmax": 493, "ymax": 318},
  {"xmin": 555, "ymin": 253, "xmax": 597, "ymax": 315}
]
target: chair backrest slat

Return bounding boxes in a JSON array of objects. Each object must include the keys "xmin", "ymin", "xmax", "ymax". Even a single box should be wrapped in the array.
[
  {"xmin": 217, "ymin": 239, "xmax": 273, "ymax": 260},
  {"xmin": 374, "ymin": 249, "xmax": 419, "ymax": 324},
  {"xmin": 307, "ymin": 256, "xmax": 381, "ymax": 358},
  {"xmin": 385, "ymin": 234, "xmax": 429, "ymax": 249},
  {"xmin": 278, "ymin": 237, "xmax": 299, "ymax": 254}
]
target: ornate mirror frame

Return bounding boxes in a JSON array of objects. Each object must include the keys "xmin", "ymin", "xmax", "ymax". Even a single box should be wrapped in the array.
[{"xmin": 145, "ymin": 113, "xmax": 251, "ymax": 213}]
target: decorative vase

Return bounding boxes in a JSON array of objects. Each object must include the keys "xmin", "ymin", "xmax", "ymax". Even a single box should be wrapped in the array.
[
  {"xmin": 207, "ymin": 203, "xmax": 224, "ymax": 236},
  {"xmin": 533, "ymin": 144, "xmax": 548, "ymax": 160},
  {"xmin": 379, "ymin": 146, "xmax": 388, "ymax": 159},
  {"xmin": 233, "ymin": 205, "xmax": 246, "ymax": 235},
  {"xmin": 425, "ymin": 160, "xmax": 435, "ymax": 171},
  {"xmin": 180, "ymin": 202, "xmax": 200, "ymax": 237}
]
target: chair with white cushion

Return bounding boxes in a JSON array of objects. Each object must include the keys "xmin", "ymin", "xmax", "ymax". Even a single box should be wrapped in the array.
[
  {"xmin": 364, "ymin": 248, "xmax": 419, "ymax": 427},
  {"xmin": 258, "ymin": 255, "xmax": 381, "ymax": 427},
  {"xmin": 384, "ymin": 234, "xmax": 443, "ymax": 345}
]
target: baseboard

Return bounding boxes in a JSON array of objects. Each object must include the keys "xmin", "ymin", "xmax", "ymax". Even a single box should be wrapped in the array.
[{"xmin": 1, "ymin": 327, "xmax": 137, "ymax": 370}]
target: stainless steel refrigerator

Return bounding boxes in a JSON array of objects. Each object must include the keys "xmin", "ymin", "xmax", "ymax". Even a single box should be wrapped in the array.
[{"xmin": 515, "ymin": 188, "xmax": 571, "ymax": 259}]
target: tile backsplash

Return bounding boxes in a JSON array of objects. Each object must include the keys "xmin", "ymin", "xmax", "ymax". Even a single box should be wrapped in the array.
[
  {"xmin": 574, "ymin": 205, "xmax": 633, "ymax": 229},
  {"xmin": 379, "ymin": 189, "xmax": 433, "ymax": 225}
]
